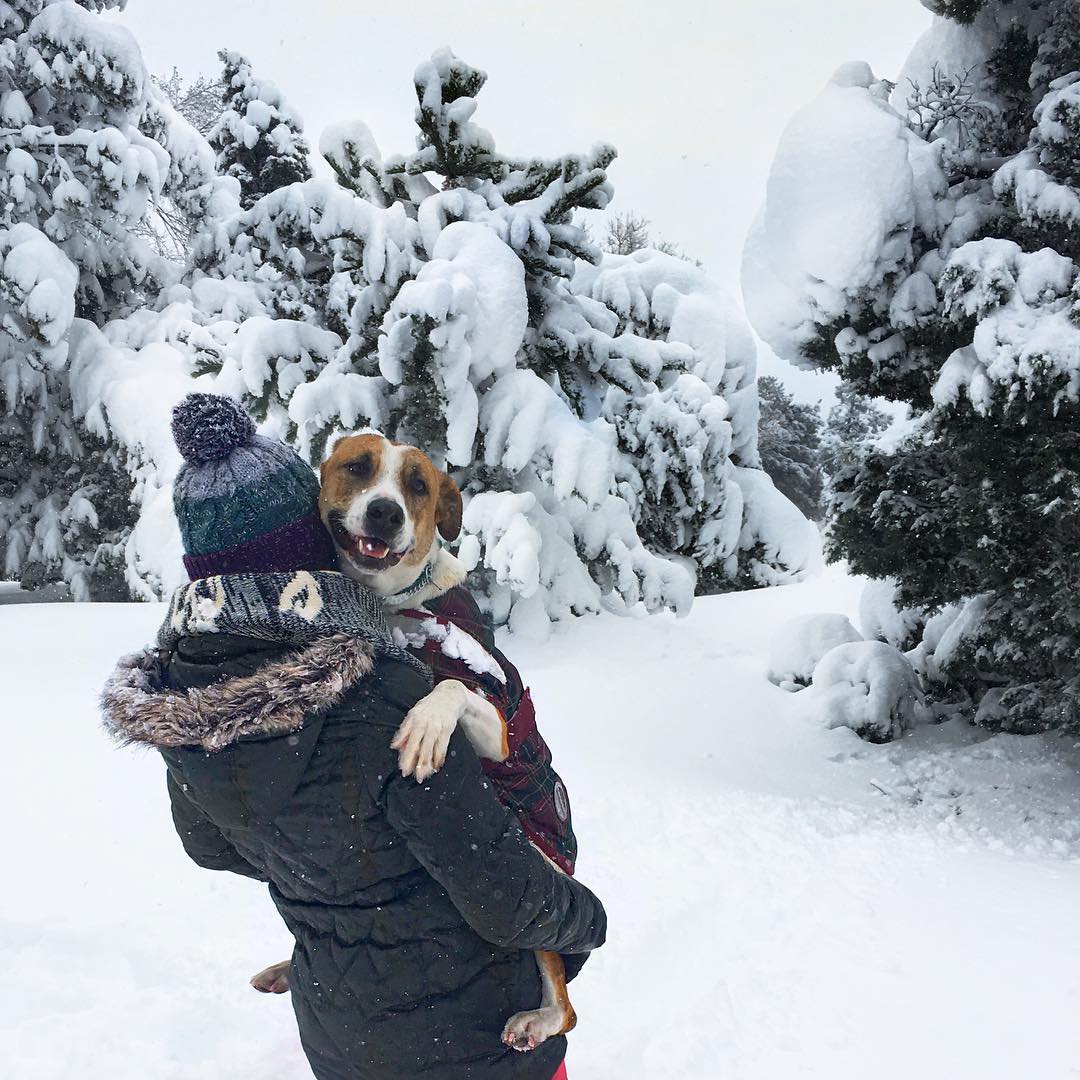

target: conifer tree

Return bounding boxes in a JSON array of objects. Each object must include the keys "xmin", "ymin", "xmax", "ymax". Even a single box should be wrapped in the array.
[
  {"xmin": 757, "ymin": 376, "xmax": 824, "ymax": 519},
  {"xmin": 0, "ymin": 0, "xmax": 226, "ymax": 599},
  {"xmin": 745, "ymin": 0, "xmax": 1080, "ymax": 732},
  {"xmin": 819, "ymin": 384, "xmax": 890, "ymax": 477},
  {"xmin": 192, "ymin": 48, "xmax": 817, "ymax": 626},
  {"xmin": 209, "ymin": 50, "xmax": 312, "ymax": 210}
]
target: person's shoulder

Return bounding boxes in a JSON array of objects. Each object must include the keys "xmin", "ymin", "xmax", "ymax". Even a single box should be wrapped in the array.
[{"xmin": 332, "ymin": 655, "xmax": 430, "ymax": 731}]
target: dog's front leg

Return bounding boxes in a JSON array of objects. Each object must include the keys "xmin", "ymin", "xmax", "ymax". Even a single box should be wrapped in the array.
[{"xmin": 392, "ymin": 680, "xmax": 508, "ymax": 782}]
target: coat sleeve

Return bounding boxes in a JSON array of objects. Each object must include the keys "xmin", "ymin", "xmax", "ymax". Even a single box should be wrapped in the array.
[
  {"xmin": 165, "ymin": 769, "xmax": 266, "ymax": 881},
  {"xmin": 375, "ymin": 726, "xmax": 607, "ymax": 957}
]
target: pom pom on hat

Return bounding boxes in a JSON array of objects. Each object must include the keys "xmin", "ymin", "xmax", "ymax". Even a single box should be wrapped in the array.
[{"xmin": 171, "ymin": 393, "xmax": 256, "ymax": 464}]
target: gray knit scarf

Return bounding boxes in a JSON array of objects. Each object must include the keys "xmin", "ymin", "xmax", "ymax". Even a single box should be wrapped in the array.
[{"xmin": 159, "ymin": 570, "xmax": 430, "ymax": 679}]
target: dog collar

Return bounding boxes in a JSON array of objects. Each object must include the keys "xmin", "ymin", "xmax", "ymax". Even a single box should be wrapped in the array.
[{"xmin": 385, "ymin": 561, "xmax": 435, "ymax": 605}]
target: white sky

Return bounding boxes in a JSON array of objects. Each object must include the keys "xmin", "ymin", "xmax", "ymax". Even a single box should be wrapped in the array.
[{"xmin": 110, "ymin": 0, "xmax": 932, "ymax": 405}]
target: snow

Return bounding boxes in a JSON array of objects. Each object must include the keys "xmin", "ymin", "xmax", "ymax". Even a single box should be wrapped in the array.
[
  {"xmin": 319, "ymin": 119, "xmax": 387, "ymax": 206},
  {"xmin": 413, "ymin": 49, "xmax": 496, "ymax": 171},
  {"xmin": 742, "ymin": 63, "xmax": 948, "ymax": 366},
  {"xmin": 890, "ymin": 9, "xmax": 996, "ymax": 116},
  {"xmin": 796, "ymin": 639, "xmax": 923, "ymax": 743},
  {"xmin": 7, "ymin": 565, "xmax": 1080, "ymax": 1079},
  {"xmin": 733, "ymin": 466, "xmax": 823, "ymax": 585},
  {"xmin": 574, "ymin": 248, "xmax": 760, "ymax": 465},
  {"xmin": 28, "ymin": 2, "xmax": 147, "ymax": 107},
  {"xmin": 767, "ymin": 612, "xmax": 862, "ymax": 690},
  {"xmin": 67, "ymin": 322, "xmax": 199, "ymax": 599},
  {"xmin": 392, "ymin": 614, "xmax": 506, "ymax": 684},
  {"xmin": 1, "ymin": 223, "xmax": 77, "ymax": 349},
  {"xmin": 932, "ymin": 240, "xmax": 1080, "ymax": 412},
  {"xmin": 997, "ymin": 148, "xmax": 1080, "ymax": 232},
  {"xmin": 858, "ymin": 576, "xmax": 925, "ymax": 649},
  {"xmin": 379, "ymin": 220, "xmax": 527, "ymax": 465}
]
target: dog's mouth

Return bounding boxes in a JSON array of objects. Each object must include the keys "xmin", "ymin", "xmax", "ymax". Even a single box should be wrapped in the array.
[{"xmin": 327, "ymin": 515, "xmax": 405, "ymax": 571}]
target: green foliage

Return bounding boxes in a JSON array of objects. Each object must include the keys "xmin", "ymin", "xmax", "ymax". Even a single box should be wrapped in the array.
[
  {"xmin": 923, "ymin": 0, "xmax": 986, "ymax": 23},
  {"xmin": 820, "ymin": 384, "xmax": 891, "ymax": 477},
  {"xmin": 757, "ymin": 376, "xmax": 824, "ymax": 519},
  {"xmin": 829, "ymin": 400, "xmax": 1080, "ymax": 732},
  {"xmin": 813, "ymin": 1, "xmax": 1080, "ymax": 731},
  {"xmin": 410, "ymin": 52, "xmax": 503, "ymax": 183},
  {"xmin": 0, "ymin": 2, "xmax": 219, "ymax": 599},
  {"xmin": 210, "ymin": 50, "xmax": 312, "ymax": 210}
]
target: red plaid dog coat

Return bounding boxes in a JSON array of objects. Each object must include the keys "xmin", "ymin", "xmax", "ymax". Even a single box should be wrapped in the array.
[{"xmin": 398, "ymin": 587, "xmax": 577, "ymax": 876}]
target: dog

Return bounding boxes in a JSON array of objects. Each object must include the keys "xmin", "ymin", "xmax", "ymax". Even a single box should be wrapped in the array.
[{"xmin": 249, "ymin": 432, "xmax": 579, "ymax": 1054}]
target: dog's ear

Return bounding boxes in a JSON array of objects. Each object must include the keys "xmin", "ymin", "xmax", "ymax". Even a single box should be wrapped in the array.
[{"xmin": 436, "ymin": 470, "xmax": 462, "ymax": 542}]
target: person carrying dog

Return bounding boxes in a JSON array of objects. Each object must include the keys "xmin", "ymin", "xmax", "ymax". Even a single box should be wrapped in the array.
[{"xmin": 101, "ymin": 393, "xmax": 605, "ymax": 1080}]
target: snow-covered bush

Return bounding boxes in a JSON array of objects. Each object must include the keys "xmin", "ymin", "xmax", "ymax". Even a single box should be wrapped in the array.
[
  {"xmin": 0, "ymin": 0, "xmax": 232, "ymax": 599},
  {"xmin": 186, "ymin": 47, "xmax": 818, "ymax": 627},
  {"xmin": 767, "ymin": 613, "xmax": 862, "ymax": 691},
  {"xmin": 858, "ymin": 578, "xmax": 927, "ymax": 653},
  {"xmin": 744, "ymin": 2, "xmax": 1080, "ymax": 733},
  {"xmin": 797, "ymin": 640, "xmax": 923, "ymax": 743}
]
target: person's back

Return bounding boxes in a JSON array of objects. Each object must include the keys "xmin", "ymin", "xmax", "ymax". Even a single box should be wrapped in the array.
[{"xmin": 103, "ymin": 396, "xmax": 605, "ymax": 1079}]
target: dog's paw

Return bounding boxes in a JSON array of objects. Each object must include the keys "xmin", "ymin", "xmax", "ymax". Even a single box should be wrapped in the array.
[
  {"xmin": 250, "ymin": 961, "xmax": 291, "ymax": 994},
  {"xmin": 501, "ymin": 1007, "xmax": 568, "ymax": 1053},
  {"xmin": 391, "ymin": 695, "xmax": 458, "ymax": 783}
]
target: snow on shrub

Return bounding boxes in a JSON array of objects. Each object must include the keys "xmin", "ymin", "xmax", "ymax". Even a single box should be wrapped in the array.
[
  {"xmin": 797, "ymin": 640, "xmax": 923, "ymax": 743},
  {"xmin": 858, "ymin": 577, "xmax": 926, "ymax": 652},
  {"xmin": 767, "ymin": 613, "xmax": 862, "ymax": 691}
]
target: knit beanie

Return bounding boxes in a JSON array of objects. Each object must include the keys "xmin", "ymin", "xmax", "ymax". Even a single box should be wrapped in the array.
[{"xmin": 170, "ymin": 393, "xmax": 337, "ymax": 580}]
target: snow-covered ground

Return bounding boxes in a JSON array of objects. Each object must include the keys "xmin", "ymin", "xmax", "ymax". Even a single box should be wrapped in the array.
[{"xmin": 5, "ymin": 566, "xmax": 1080, "ymax": 1079}]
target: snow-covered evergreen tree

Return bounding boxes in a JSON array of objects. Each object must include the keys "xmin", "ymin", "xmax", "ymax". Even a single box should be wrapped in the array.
[
  {"xmin": 209, "ymin": 50, "xmax": 311, "ymax": 211},
  {"xmin": 0, "ymin": 0, "xmax": 230, "ymax": 599},
  {"xmin": 189, "ymin": 47, "xmax": 818, "ymax": 628},
  {"xmin": 819, "ymin": 384, "xmax": 891, "ymax": 477},
  {"xmin": 757, "ymin": 377, "xmax": 823, "ymax": 519},
  {"xmin": 744, "ymin": 0, "xmax": 1080, "ymax": 733}
]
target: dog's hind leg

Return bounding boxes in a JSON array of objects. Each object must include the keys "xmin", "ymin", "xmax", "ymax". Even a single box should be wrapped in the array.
[
  {"xmin": 501, "ymin": 950, "xmax": 577, "ymax": 1053},
  {"xmin": 250, "ymin": 960, "xmax": 290, "ymax": 994}
]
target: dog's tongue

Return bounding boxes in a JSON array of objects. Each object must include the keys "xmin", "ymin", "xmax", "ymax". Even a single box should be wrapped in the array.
[{"xmin": 361, "ymin": 538, "xmax": 390, "ymax": 559}]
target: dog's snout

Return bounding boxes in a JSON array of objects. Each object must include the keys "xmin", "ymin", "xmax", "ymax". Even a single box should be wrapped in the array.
[{"xmin": 366, "ymin": 497, "xmax": 405, "ymax": 535}]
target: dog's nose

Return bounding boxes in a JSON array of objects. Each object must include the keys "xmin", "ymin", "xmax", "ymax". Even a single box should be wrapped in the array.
[{"xmin": 366, "ymin": 498, "xmax": 404, "ymax": 533}]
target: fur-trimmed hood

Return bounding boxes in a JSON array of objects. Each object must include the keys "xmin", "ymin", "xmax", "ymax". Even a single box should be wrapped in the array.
[{"xmin": 101, "ymin": 634, "xmax": 375, "ymax": 753}]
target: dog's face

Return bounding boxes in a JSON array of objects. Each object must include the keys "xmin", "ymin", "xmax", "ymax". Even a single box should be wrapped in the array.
[{"xmin": 318, "ymin": 434, "xmax": 462, "ymax": 593}]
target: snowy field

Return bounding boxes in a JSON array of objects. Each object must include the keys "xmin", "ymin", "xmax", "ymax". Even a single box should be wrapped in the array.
[{"xmin": 5, "ymin": 567, "xmax": 1080, "ymax": 1080}]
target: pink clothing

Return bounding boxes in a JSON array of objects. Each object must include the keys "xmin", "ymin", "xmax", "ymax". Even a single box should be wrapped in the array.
[{"xmin": 551, "ymin": 1064, "xmax": 568, "ymax": 1080}]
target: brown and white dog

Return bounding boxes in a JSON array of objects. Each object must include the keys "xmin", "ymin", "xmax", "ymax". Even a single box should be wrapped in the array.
[{"xmin": 250, "ymin": 432, "xmax": 577, "ymax": 1053}]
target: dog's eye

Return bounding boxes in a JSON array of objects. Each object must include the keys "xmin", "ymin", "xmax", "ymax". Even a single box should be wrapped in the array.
[
  {"xmin": 408, "ymin": 473, "xmax": 428, "ymax": 496},
  {"xmin": 346, "ymin": 457, "xmax": 372, "ymax": 479}
]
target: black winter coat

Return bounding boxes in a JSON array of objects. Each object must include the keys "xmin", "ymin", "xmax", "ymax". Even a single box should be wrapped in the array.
[{"xmin": 102, "ymin": 632, "xmax": 606, "ymax": 1080}]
